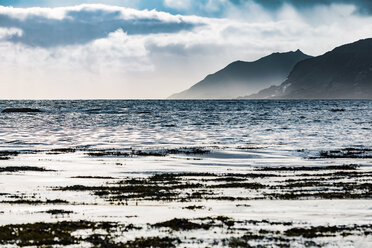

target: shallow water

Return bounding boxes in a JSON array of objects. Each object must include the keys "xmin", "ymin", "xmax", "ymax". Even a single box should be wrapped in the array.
[{"xmin": 0, "ymin": 100, "xmax": 371, "ymax": 247}]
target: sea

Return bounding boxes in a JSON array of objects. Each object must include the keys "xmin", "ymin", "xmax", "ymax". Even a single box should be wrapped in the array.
[{"xmin": 0, "ymin": 100, "xmax": 371, "ymax": 154}]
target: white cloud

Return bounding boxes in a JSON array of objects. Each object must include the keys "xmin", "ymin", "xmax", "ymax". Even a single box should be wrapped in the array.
[
  {"xmin": 0, "ymin": 4, "xmax": 205, "ymax": 48},
  {"xmin": 164, "ymin": 0, "xmax": 192, "ymax": 10},
  {"xmin": 1, "ymin": 3, "xmax": 372, "ymax": 99},
  {"xmin": 0, "ymin": 28, "xmax": 23, "ymax": 40}
]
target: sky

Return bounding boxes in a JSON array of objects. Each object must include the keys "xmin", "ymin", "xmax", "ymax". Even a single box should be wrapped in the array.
[{"xmin": 1, "ymin": 0, "xmax": 372, "ymax": 99}]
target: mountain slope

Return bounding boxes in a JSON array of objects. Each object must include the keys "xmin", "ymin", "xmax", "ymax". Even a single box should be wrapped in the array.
[
  {"xmin": 168, "ymin": 50, "xmax": 312, "ymax": 99},
  {"xmin": 244, "ymin": 38, "xmax": 372, "ymax": 99}
]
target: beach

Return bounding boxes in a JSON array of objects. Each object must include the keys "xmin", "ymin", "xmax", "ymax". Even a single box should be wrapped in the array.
[{"xmin": 0, "ymin": 100, "xmax": 371, "ymax": 247}]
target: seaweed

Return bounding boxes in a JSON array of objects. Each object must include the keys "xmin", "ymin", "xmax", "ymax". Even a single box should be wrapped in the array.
[
  {"xmin": 87, "ymin": 147, "xmax": 209, "ymax": 158},
  {"xmin": 259, "ymin": 164, "xmax": 358, "ymax": 171},
  {"xmin": 284, "ymin": 224, "xmax": 372, "ymax": 238},
  {"xmin": 55, "ymin": 166, "xmax": 372, "ymax": 202},
  {"xmin": 71, "ymin": 176, "xmax": 116, "ymax": 179},
  {"xmin": 87, "ymin": 151, "xmax": 131, "ymax": 157},
  {"xmin": 0, "ymin": 220, "xmax": 145, "ymax": 247},
  {"xmin": 0, "ymin": 220, "xmax": 115, "ymax": 246},
  {"xmin": 208, "ymin": 182, "xmax": 265, "ymax": 189},
  {"xmin": 0, "ymin": 151, "xmax": 19, "ymax": 160},
  {"xmin": 228, "ymin": 233, "xmax": 291, "ymax": 248},
  {"xmin": 47, "ymin": 148, "xmax": 77, "ymax": 154},
  {"xmin": 153, "ymin": 216, "xmax": 235, "ymax": 231},
  {"xmin": 44, "ymin": 209, "xmax": 74, "ymax": 215},
  {"xmin": 152, "ymin": 218, "xmax": 212, "ymax": 231},
  {"xmin": 0, "ymin": 166, "xmax": 55, "ymax": 173},
  {"xmin": 316, "ymin": 148, "xmax": 372, "ymax": 159},
  {"xmin": 183, "ymin": 205, "xmax": 205, "ymax": 210},
  {"xmin": 120, "ymin": 237, "xmax": 181, "ymax": 248},
  {"xmin": 1, "ymin": 199, "xmax": 69, "ymax": 205},
  {"xmin": 264, "ymin": 191, "xmax": 372, "ymax": 200}
]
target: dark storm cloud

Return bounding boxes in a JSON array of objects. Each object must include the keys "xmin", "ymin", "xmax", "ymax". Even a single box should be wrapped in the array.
[{"xmin": 0, "ymin": 7, "xmax": 200, "ymax": 48}]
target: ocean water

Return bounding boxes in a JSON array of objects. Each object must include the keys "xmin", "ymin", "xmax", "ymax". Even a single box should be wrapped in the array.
[{"xmin": 0, "ymin": 100, "xmax": 371, "ymax": 154}]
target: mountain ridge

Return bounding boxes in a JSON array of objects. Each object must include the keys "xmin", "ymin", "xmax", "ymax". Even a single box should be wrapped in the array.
[
  {"xmin": 242, "ymin": 38, "xmax": 372, "ymax": 99},
  {"xmin": 168, "ymin": 50, "xmax": 312, "ymax": 99}
]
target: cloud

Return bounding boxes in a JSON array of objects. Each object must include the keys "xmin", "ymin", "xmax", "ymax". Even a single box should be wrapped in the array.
[
  {"xmin": 159, "ymin": 0, "xmax": 372, "ymax": 17},
  {"xmin": 1, "ymin": 3, "xmax": 372, "ymax": 99},
  {"xmin": 164, "ymin": 0, "xmax": 192, "ymax": 10},
  {"xmin": 0, "ymin": 4, "xmax": 202, "ymax": 47},
  {"xmin": 3, "ymin": 0, "xmax": 372, "ymax": 17},
  {"xmin": 230, "ymin": 0, "xmax": 372, "ymax": 15},
  {"xmin": 0, "ymin": 27, "xmax": 23, "ymax": 40}
]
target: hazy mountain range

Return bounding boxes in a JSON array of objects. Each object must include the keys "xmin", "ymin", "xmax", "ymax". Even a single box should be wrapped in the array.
[
  {"xmin": 168, "ymin": 50, "xmax": 311, "ymax": 99},
  {"xmin": 170, "ymin": 38, "xmax": 372, "ymax": 99},
  {"xmin": 243, "ymin": 38, "xmax": 372, "ymax": 99}
]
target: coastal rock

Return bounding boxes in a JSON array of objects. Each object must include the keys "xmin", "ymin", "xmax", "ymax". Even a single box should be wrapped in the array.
[{"xmin": 1, "ymin": 108, "xmax": 42, "ymax": 113}]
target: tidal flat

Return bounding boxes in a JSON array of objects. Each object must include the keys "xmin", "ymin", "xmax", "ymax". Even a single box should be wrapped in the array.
[
  {"xmin": 0, "ymin": 99, "xmax": 371, "ymax": 247},
  {"xmin": 0, "ymin": 145, "xmax": 371, "ymax": 248}
]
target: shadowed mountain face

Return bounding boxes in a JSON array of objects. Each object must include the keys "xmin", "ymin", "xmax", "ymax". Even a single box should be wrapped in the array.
[
  {"xmin": 168, "ymin": 50, "xmax": 312, "ymax": 99},
  {"xmin": 244, "ymin": 38, "xmax": 372, "ymax": 99}
]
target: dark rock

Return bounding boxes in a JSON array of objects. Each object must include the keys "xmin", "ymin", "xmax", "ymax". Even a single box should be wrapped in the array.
[
  {"xmin": 330, "ymin": 108, "xmax": 346, "ymax": 112},
  {"xmin": 2, "ymin": 108, "xmax": 42, "ymax": 113}
]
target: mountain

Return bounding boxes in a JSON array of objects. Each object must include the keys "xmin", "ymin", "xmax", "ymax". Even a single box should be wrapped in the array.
[
  {"xmin": 243, "ymin": 38, "xmax": 372, "ymax": 99},
  {"xmin": 168, "ymin": 50, "xmax": 312, "ymax": 99}
]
